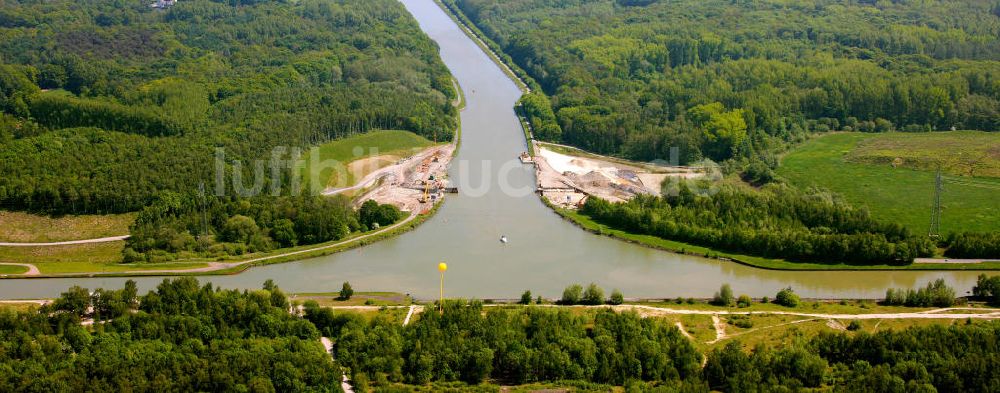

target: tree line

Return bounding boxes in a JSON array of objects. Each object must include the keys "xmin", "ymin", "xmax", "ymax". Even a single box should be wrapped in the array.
[
  {"xmin": 124, "ymin": 192, "xmax": 403, "ymax": 262},
  {"xmin": 580, "ymin": 184, "xmax": 935, "ymax": 265}
]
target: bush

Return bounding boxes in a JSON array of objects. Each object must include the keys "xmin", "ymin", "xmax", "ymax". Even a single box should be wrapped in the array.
[
  {"xmin": 775, "ymin": 287, "xmax": 800, "ymax": 307},
  {"xmin": 737, "ymin": 295, "xmax": 752, "ymax": 308},
  {"xmin": 712, "ymin": 284, "xmax": 735, "ymax": 306},
  {"xmin": 973, "ymin": 274, "xmax": 1000, "ymax": 305},
  {"xmin": 727, "ymin": 315, "xmax": 753, "ymax": 328},
  {"xmin": 519, "ymin": 290, "xmax": 532, "ymax": 305},
  {"xmin": 339, "ymin": 282, "xmax": 353, "ymax": 300},
  {"xmin": 582, "ymin": 283, "xmax": 605, "ymax": 305},
  {"xmin": 561, "ymin": 284, "xmax": 583, "ymax": 305},
  {"xmin": 883, "ymin": 279, "xmax": 955, "ymax": 307},
  {"xmin": 609, "ymin": 289, "xmax": 624, "ymax": 305},
  {"xmin": 847, "ymin": 321, "xmax": 862, "ymax": 331}
]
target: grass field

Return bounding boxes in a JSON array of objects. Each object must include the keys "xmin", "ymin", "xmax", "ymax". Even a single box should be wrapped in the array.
[
  {"xmin": 298, "ymin": 130, "xmax": 436, "ymax": 190},
  {"xmin": 0, "ymin": 211, "xmax": 134, "ymax": 242},
  {"xmin": 847, "ymin": 131, "xmax": 1000, "ymax": 178},
  {"xmin": 0, "ymin": 265, "xmax": 28, "ymax": 274},
  {"xmin": 0, "ymin": 241, "xmax": 207, "ymax": 274},
  {"xmin": 778, "ymin": 132, "xmax": 1000, "ymax": 234}
]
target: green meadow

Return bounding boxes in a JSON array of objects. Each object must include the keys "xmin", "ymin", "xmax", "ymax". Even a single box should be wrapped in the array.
[{"xmin": 778, "ymin": 132, "xmax": 1000, "ymax": 234}]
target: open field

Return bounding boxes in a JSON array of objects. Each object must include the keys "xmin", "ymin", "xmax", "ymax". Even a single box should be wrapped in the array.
[
  {"xmin": 0, "ymin": 241, "xmax": 210, "ymax": 274},
  {"xmin": 0, "ymin": 211, "xmax": 134, "ymax": 243},
  {"xmin": 0, "ymin": 242, "xmax": 122, "ymax": 267},
  {"xmin": 0, "ymin": 265, "xmax": 28, "ymax": 274},
  {"xmin": 779, "ymin": 132, "xmax": 1000, "ymax": 234},
  {"xmin": 298, "ymin": 130, "xmax": 436, "ymax": 189},
  {"xmin": 847, "ymin": 131, "xmax": 1000, "ymax": 178}
]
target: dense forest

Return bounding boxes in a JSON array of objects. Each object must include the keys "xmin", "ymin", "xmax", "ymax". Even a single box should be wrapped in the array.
[
  {"xmin": 0, "ymin": 278, "xmax": 342, "ymax": 391},
  {"xmin": 581, "ymin": 184, "xmax": 935, "ymax": 265},
  {"xmin": 448, "ymin": 0, "xmax": 1000, "ymax": 164},
  {"xmin": 0, "ymin": 0, "xmax": 457, "ymax": 215},
  {"xmin": 124, "ymin": 192, "xmax": 402, "ymax": 262}
]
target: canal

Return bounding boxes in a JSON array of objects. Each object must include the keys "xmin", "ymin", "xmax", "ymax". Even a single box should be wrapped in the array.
[{"xmin": 0, "ymin": 0, "xmax": 989, "ymax": 299}]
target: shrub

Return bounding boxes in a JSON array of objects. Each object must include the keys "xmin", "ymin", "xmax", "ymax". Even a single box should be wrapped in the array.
[
  {"xmin": 737, "ymin": 295, "xmax": 752, "ymax": 308},
  {"xmin": 883, "ymin": 279, "xmax": 955, "ymax": 307},
  {"xmin": 561, "ymin": 284, "xmax": 583, "ymax": 305},
  {"xmin": 520, "ymin": 290, "xmax": 532, "ymax": 305},
  {"xmin": 338, "ymin": 282, "xmax": 353, "ymax": 300},
  {"xmin": 609, "ymin": 289, "xmax": 624, "ymax": 305},
  {"xmin": 775, "ymin": 287, "xmax": 800, "ymax": 307},
  {"xmin": 728, "ymin": 315, "xmax": 753, "ymax": 328},
  {"xmin": 847, "ymin": 321, "xmax": 862, "ymax": 331},
  {"xmin": 582, "ymin": 283, "xmax": 605, "ymax": 305},
  {"xmin": 712, "ymin": 284, "xmax": 735, "ymax": 306}
]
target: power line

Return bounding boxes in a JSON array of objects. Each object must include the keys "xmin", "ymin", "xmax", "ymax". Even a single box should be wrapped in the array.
[{"xmin": 928, "ymin": 170, "xmax": 942, "ymax": 238}]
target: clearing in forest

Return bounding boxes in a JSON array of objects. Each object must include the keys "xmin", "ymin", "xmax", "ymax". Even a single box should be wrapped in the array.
[
  {"xmin": 297, "ymin": 130, "xmax": 436, "ymax": 190},
  {"xmin": 778, "ymin": 132, "xmax": 1000, "ymax": 234}
]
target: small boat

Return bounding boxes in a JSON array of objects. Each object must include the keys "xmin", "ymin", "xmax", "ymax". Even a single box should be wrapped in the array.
[{"xmin": 500, "ymin": 235, "xmax": 508, "ymax": 244}]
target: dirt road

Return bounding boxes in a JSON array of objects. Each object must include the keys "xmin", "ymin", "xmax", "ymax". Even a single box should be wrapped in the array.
[{"xmin": 320, "ymin": 337, "xmax": 355, "ymax": 393}]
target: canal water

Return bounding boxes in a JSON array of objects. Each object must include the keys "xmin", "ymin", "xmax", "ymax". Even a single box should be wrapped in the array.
[{"xmin": 0, "ymin": 0, "xmax": 989, "ymax": 299}]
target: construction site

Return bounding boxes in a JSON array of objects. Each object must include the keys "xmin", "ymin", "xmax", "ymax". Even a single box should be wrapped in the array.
[
  {"xmin": 323, "ymin": 144, "xmax": 456, "ymax": 214},
  {"xmin": 530, "ymin": 142, "xmax": 704, "ymax": 209}
]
